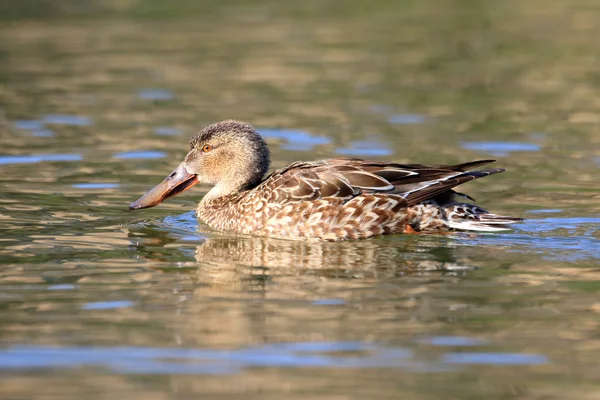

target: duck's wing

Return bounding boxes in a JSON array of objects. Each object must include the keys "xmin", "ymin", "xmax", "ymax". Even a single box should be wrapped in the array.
[{"xmin": 258, "ymin": 158, "xmax": 504, "ymax": 205}]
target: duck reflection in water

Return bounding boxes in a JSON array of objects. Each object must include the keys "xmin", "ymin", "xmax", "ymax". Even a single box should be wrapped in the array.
[{"xmin": 127, "ymin": 221, "xmax": 474, "ymax": 284}]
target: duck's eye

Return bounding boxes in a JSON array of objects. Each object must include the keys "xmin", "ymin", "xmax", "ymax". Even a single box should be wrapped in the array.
[{"xmin": 202, "ymin": 144, "xmax": 213, "ymax": 153}]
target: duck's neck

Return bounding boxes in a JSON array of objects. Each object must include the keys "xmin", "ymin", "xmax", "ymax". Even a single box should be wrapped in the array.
[
  {"xmin": 197, "ymin": 180, "xmax": 253, "ymax": 211},
  {"xmin": 196, "ymin": 185, "xmax": 251, "ymax": 230},
  {"xmin": 201, "ymin": 184, "xmax": 237, "ymax": 203},
  {"xmin": 200, "ymin": 176, "xmax": 260, "ymax": 202},
  {"xmin": 196, "ymin": 168, "xmax": 265, "ymax": 222}
]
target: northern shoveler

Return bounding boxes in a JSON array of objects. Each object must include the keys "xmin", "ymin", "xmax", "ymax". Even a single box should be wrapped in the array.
[{"xmin": 129, "ymin": 120, "xmax": 522, "ymax": 241}]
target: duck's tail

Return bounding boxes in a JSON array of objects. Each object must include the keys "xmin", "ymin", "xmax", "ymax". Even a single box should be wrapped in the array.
[{"xmin": 444, "ymin": 203, "xmax": 523, "ymax": 232}]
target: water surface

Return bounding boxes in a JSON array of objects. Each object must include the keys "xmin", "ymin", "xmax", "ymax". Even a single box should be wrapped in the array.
[{"xmin": 1, "ymin": 1, "xmax": 599, "ymax": 399}]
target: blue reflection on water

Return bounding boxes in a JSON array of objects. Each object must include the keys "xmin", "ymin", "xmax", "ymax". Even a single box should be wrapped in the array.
[
  {"xmin": 465, "ymin": 218, "xmax": 600, "ymax": 261},
  {"xmin": 138, "ymin": 89, "xmax": 174, "ymax": 101},
  {"xmin": 369, "ymin": 104, "xmax": 395, "ymax": 114},
  {"xmin": 13, "ymin": 120, "xmax": 56, "ymax": 137},
  {"xmin": 180, "ymin": 235, "xmax": 205, "ymax": 241},
  {"xmin": 0, "ymin": 340, "xmax": 548, "ymax": 375},
  {"xmin": 114, "ymin": 151, "xmax": 166, "ymax": 159},
  {"xmin": 47, "ymin": 284, "xmax": 76, "ymax": 291},
  {"xmin": 389, "ymin": 114, "xmax": 427, "ymax": 124},
  {"xmin": 259, "ymin": 128, "xmax": 331, "ymax": 151},
  {"xmin": 72, "ymin": 183, "xmax": 120, "ymax": 189},
  {"xmin": 444, "ymin": 352, "xmax": 548, "ymax": 365},
  {"xmin": 526, "ymin": 209, "xmax": 562, "ymax": 214},
  {"xmin": 369, "ymin": 105, "xmax": 427, "ymax": 125},
  {"xmin": 461, "ymin": 142, "xmax": 541, "ymax": 157},
  {"xmin": 519, "ymin": 217, "xmax": 600, "ymax": 232},
  {"xmin": 82, "ymin": 300, "xmax": 135, "ymax": 310},
  {"xmin": 14, "ymin": 120, "xmax": 44, "ymax": 130},
  {"xmin": 154, "ymin": 127, "xmax": 181, "ymax": 135},
  {"xmin": 42, "ymin": 114, "xmax": 92, "ymax": 126},
  {"xmin": 0, "ymin": 154, "xmax": 83, "ymax": 165},
  {"xmin": 418, "ymin": 336, "xmax": 486, "ymax": 346},
  {"xmin": 160, "ymin": 212, "xmax": 200, "ymax": 233},
  {"xmin": 31, "ymin": 129, "xmax": 56, "ymax": 137},
  {"xmin": 312, "ymin": 298, "xmax": 346, "ymax": 306},
  {"xmin": 336, "ymin": 140, "xmax": 393, "ymax": 157}
]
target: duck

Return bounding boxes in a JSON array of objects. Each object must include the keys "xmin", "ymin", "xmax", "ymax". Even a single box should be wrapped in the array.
[{"xmin": 129, "ymin": 120, "xmax": 522, "ymax": 241}]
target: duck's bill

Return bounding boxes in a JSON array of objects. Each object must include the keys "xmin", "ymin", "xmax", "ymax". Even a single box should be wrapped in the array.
[{"xmin": 129, "ymin": 164, "xmax": 199, "ymax": 210}]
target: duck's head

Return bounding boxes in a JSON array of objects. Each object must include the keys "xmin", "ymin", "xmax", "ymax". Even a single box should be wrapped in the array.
[{"xmin": 129, "ymin": 120, "xmax": 270, "ymax": 210}]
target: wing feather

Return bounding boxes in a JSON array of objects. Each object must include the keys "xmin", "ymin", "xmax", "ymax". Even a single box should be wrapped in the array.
[{"xmin": 257, "ymin": 158, "xmax": 503, "ymax": 206}]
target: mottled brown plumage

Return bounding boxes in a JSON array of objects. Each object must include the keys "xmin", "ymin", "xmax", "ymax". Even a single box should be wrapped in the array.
[{"xmin": 130, "ymin": 120, "xmax": 523, "ymax": 241}]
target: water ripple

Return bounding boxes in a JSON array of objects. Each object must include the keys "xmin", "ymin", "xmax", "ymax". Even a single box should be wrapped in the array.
[
  {"xmin": 0, "ymin": 340, "xmax": 547, "ymax": 374},
  {"xmin": 13, "ymin": 120, "xmax": 56, "ymax": 137},
  {"xmin": 461, "ymin": 141, "xmax": 541, "ymax": 157},
  {"xmin": 47, "ymin": 284, "xmax": 76, "ymax": 291},
  {"xmin": 113, "ymin": 151, "xmax": 166, "ymax": 159},
  {"xmin": 443, "ymin": 352, "xmax": 548, "ymax": 365},
  {"xmin": 14, "ymin": 120, "xmax": 44, "ymax": 130},
  {"xmin": 389, "ymin": 114, "xmax": 427, "ymax": 124},
  {"xmin": 72, "ymin": 183, "xmax": 120, "ymax": 189},
  {"xmin": 82, "ymin": 300, "xmax": 135, "ymax": 310},
  {"xmin": 31, "ymin": 129, "xmax": 56, "ymax": 137},
  {"xmin": 259, "ymin": 128, "xmax": 331, "ymax": 151},
  {"xmin": 468, "ymin": 218, "xmax": 600, "ymax": 261},
  {"xmin": 138, "ymin": 89, "xmax": 175, "ymax": 101},
  {"xmin": 0, "ymin": 154, "xmax": 83, "ymax": 165},
  {"xmin": 154, "ymin": 127, "xmax": 181, "ymax": 135},
  {"xmin": 312, "ymin": 298, "xmax": 346, "ymax": 306},
  {"xmin": 42, "ymin": 114, "xmax": 92, "ymax": 126},
  {"xmin": 417, "ymin": 336, "xmax": 487, "ymax": 346},
  {"xmin": 336, "ymin": 140, "xmax": 393, "ymax": 157}
]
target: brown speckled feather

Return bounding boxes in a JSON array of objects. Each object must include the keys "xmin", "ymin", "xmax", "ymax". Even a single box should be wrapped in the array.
[{"xmin": 197, "ymin": 157, "xmax": 519, "ymax": 241}]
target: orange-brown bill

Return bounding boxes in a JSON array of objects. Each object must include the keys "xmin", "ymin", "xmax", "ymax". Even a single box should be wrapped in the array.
[{"xmin": 129, "ymin": 164, "xmax": 199, "ymax": 210}]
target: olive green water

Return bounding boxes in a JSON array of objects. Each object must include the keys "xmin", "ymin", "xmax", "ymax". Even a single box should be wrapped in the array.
[{"xmin": 1, "ymin": 1, "xmax": 600, "ymax": 399}]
